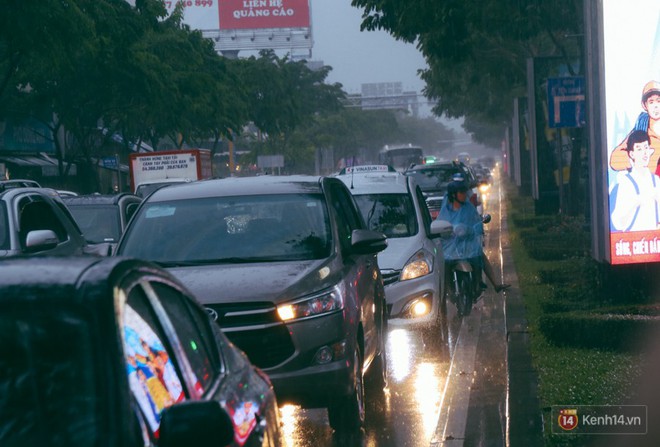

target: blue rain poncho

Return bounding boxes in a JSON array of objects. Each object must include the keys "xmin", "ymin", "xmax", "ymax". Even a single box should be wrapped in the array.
[{"xmin": 437, "ymin": 199, "xmax": 484, "ymax": 261}]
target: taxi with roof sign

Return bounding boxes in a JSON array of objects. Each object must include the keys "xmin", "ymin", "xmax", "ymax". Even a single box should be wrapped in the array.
[{"xmin": 335, "ymin": 165, "xmax": 450, "ymax": 333}]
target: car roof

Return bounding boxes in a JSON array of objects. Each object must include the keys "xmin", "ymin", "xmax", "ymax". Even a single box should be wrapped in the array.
[
  {"xmin": 145, "ymin": 175, "xmax": 327, "ymax": 201},
  {"xmin": 62, "ymin": 193, "xmax": 141, "ymax": 206},
  {"xmin": 0, "ymin": 256, "xmax": 168, "ymax": 304},
  {"xmin": 406, "ymin": 161, "xmax": 461, "ymax": 171},
  {"xmin": 0, "ymin": 256, "xmax": 116, "ymax": 302},
  {"xmin": 0, "ymin": 186, "xmax": 65, "ymax": 202},
  {"xmin": 335, "ymin": 168, "xmax": 410, "ymax": 194}
]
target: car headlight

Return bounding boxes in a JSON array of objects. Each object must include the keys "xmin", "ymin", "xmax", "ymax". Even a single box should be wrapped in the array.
[
  {"xmin": 400, "ymin": 249, "xmax": 434, "ymax": 281},
  {"xmin": 277, "ymin": 283, "xmax": 345, "ymax": 321}
]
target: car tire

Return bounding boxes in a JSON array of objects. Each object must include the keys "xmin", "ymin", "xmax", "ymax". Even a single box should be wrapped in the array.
[{"xmin": 328, "ymin": 344, "xmax": 365, "ymax": 433}]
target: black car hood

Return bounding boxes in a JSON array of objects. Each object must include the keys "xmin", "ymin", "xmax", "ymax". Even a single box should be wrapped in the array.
[{"xmin": 166, "ymin": 258, "xmax": 337, "ymax": 305}]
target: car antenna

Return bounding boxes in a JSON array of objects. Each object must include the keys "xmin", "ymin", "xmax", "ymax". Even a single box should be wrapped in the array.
[{"xmin": 350, "ymin": 162, "xmax": 355, "ymax": 189}]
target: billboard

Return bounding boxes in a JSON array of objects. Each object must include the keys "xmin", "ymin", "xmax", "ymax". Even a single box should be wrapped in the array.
[
  {"xmin": 219, "ymin": 0, "xmax": 310, "ymax": 30},
  {"xmin": 161, "ymin": 0, "xmax": 312, "ymax": 53},
  {"xmin": 603, "ymin": 0, "xmax": 660, "ymax": 264},
  {"xmin": 162, "ymin": 0, "xmax": 310, "ymax": 30}
]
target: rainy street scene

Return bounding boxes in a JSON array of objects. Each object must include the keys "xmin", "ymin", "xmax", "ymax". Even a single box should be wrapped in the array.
[{"xmin": 2, "ymin": 1, "xmax": 660, "ymax": 447}]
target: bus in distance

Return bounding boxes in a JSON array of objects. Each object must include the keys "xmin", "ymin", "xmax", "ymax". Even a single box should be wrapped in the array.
[{"xmin": 378, "ymin": 144, "xmax": 424, "ymax": 172}]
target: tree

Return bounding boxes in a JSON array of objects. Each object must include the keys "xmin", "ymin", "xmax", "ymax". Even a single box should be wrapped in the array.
[
  {"xmin": 351, "ymin": 0, "xmax": 583, "ymax": 144},
  {"xmin": 235, "ymin": 52, "xmax": 346, "ymax": 172}
]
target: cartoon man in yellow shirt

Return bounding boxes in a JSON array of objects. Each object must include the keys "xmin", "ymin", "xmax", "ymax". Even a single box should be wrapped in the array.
[{"xmin": 610, "ymin": 80, "xmax": 660, "ymax": 175}]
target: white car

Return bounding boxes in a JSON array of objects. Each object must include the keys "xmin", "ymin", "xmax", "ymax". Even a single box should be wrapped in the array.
[{"xmin": 336, "ymin": 165, "xmax": 449, "ymax": 331}]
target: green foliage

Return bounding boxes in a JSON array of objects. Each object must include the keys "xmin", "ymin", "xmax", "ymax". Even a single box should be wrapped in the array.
[
  {"xmin": 504, "ymin": 180, "xmax": 646, "ymax": 445},
  {"xmin": 351, "ymin": 0, "xmax": 583, "ymax": 143}
]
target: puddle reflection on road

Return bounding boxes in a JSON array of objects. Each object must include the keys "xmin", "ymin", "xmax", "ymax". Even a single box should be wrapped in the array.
[{"xmin": 280, "ymin": 325, "xmax": 453, "ymax": 447}]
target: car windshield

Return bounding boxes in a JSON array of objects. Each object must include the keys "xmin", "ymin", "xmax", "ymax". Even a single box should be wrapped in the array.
[
  {"xmin": 119, "ymin": 193, "xmax": 332, "ymax": 263},
  {"xmin": 352, "ymin": 193, "xmax": 418, "ymax": 238},
  {"xmin": 67, "ymin": 205, "xmax": 121, "ymax": 243},
  {"xmin": 0, "ymin": 203, "xmax": 8, "ymax": 250},
  {"xmin": 405, "ymin": 167, "xmax": 456, "ymax": 190},
  {"xmin": 0, "ymin": 306, "xmax": 100, "ymax": 447}
]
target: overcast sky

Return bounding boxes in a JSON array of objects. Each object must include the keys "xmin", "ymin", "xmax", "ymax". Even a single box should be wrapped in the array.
[{"xmin": 309, "ymin": 0, "xmax": 428, "ymax": 95}]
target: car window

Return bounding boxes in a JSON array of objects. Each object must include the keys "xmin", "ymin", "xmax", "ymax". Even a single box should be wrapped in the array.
[
  {"xmin": 0, "ymin": 306, "xmax": 100, "ymax": 447},
  {"xmin": 352, "ymin": 193, "xmax": 417, "ymax": 238},
  {"xmin": 54, "ymin": 201, "xmax": 84, "ymax": 236},
  {"xmin": 328, "ymin": 183, "xmax": 363, "ymax": 251},
  {"xmin": 150, "ymin": 281, "xmax": 217, "ymax": 393},
  {"xmin": 68, "ymin": 205, "xmax": 121, "ymax": 243},
  {"xmin": 122, "ymin": 285, "xmax": 186, "ymax": 435},
  {"xmin": 125, "ymin": 202, "xmax": 140, "ymax": 223}
]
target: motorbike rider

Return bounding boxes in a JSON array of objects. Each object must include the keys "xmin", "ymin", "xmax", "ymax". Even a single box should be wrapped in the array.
[{"xmin": 438, "ymin": 179, "xmax": 510, "ymax": 293}]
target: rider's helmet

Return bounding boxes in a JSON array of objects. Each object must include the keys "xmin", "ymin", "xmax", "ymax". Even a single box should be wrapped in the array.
[{"xmin": 447, "ymin": 180, "xmax": 469, "ymax": 203}]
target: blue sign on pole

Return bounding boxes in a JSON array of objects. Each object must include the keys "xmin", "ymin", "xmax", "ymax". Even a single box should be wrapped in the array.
[
  {"xmin": 102, "ymin": 156, "xmax": 118, "ymax": 169},
  {"xmin": 547, "ymin": 77, "xmax": 586, "ymax": 128}
]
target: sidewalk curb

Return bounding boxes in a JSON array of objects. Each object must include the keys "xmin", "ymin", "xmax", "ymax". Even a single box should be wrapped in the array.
[{"xmin": 500, "ymin": 195, "xmax": 545, "ymax": 446}]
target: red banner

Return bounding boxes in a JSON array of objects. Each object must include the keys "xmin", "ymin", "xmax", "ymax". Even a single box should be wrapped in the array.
[
  {"xmin": 219, "ymin": 0, "xmax": 310, "ymax": 30},
  {"xmin": 610, "ymin": 229, "xmax": 660, "ymax": 264}
]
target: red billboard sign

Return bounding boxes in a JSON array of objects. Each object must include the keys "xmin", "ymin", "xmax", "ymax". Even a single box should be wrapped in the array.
[{"xmin": 219, "ymin": 0, "xmax": 310, "ymax": 30}]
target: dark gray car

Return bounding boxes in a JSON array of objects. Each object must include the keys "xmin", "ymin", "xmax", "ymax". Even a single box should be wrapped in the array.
[
  {"xmin": 115, "ymin": 175, "xmax": 389, "ymax": 433},
  {"xmin": 0, "ymin": 255, "xmax": 282, "ymax": 447},
  {"xmin": 62, "ymin": 193, "xmax": 142, "ymax": 245}
]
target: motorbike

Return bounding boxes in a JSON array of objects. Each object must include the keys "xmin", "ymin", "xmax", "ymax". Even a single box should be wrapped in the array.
[{"xmin": 432, "ymin": 214, "xmax": 491, "ymax": 317}]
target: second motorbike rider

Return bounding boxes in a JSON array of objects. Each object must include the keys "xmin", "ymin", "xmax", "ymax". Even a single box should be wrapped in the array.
[
  {"xmin": 438, "ymin": 179, "xmax": 484, "ymax": 299},
  {"xmin": 437, "ymin": 180, "xmax": 509, "ymax": 298}
]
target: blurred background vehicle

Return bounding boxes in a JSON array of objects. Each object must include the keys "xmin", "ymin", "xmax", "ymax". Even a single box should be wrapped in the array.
[
  {"xmin": 115, "ymin": 175, "xmax": 389, "ymax": 433},
  {"xmin": 0, "ymin": 256, "xmax": 282, "ymax": 447},
  {"xmin": 378, "ymin": 144, "xmax": 425, "ymax": 172},
  {"xmin": 62, "ymin": 193, "xmax": 142, "ymax": 251},
  {"xmin": 404, "ymin": 161, "xmax": 483, "ymax": 219},
  {"xmin": 335, "ymin": 165, "xmax": 449, "ymax": 332},
  {"xmin": 0, "ymin": 179, "xmax": 41, "ymax": 191},
  {"xmin": 129, "ymin": 149, "xmax": 213, "ymax": 197},
  {"xmin": 134, "ymin": 178, "xmax": 193, "ymax": 199}
]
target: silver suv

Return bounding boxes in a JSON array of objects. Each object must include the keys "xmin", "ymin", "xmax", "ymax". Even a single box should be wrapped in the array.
[
  {"xmin": 336, "ymin": 166, "xmax": 448, "ymax": 332},
  {"xmin": 0, "ymin": 187, "xmax": 94, "ymax": 257}
]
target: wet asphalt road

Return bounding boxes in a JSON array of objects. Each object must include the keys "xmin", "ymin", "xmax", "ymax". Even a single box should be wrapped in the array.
[{"xmin": 277, "ymin": 175, "xmax": 510, "ymax": 447}]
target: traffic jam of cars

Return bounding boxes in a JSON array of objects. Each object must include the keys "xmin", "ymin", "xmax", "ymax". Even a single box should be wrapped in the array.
[{"xmin": 0, "ymin": 159, "xmax": 495, "ymax": 445}]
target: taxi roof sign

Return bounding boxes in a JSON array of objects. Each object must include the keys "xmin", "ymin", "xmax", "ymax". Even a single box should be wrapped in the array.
[{"xmin": 339, "ymin": 165, "xmax": 395, "ymax": 174}]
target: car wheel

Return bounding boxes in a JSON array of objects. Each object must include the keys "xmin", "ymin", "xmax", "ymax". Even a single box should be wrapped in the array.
[{"xmin": 328, "ymin": 344, "xmax": 365, "ymax": 433}]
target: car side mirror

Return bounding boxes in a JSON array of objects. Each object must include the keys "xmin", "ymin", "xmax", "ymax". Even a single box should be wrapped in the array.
[
  {"xmin": 430, "ymin": 220, "xmax": 453, "ymax": 238},
  {"xmin": 159, "ymin": 400, "xmax": 234, "ymax": 447},
  {"xmin": 351, "ymin": 229, "xmax": 388, "ymax": 254},
  {"xmin": 25, "ymin": 229, "xmax": 59, "ymax": 252}
]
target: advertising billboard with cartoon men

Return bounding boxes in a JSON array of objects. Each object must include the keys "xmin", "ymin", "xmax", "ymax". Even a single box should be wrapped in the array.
[{"xmin": 605, "ymin": 0, "xmax": 660, "ymax": 264}]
